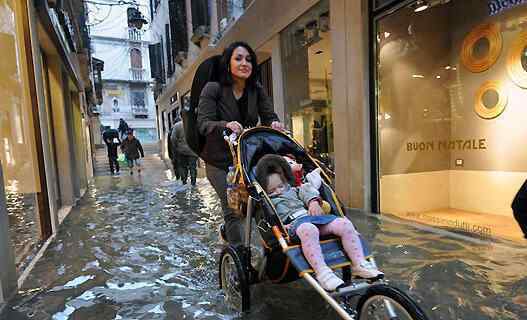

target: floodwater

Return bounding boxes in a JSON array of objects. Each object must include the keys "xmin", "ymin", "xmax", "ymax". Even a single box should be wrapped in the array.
[
  {"xmin": 5, "ymin": 188, "xmax": 41, "ymax": 273},
  {"xmin": 1, "ymin": 170, "xmax": 526, "ymax": 320}
]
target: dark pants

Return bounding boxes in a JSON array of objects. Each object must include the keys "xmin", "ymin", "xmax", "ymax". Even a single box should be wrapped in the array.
[
  {"xmin": 171, "ymin": 158, "xmax": 180, "ymax": 179},
  {"xmin": 512, "ymin": 179, "xmax": 527, "ymax": 238},
  {"xmin": 178, "ymin": 155, "xmax": 198, "ymax": 185},
  {"xmin": 109, "ymin": 156, "xmax": 119, "ymax": 174},
  {"xmin": 206, "ymin": 164, "xmax": 242, "ymax": 245}
]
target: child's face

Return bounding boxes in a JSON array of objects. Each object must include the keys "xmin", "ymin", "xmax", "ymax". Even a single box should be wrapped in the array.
[{"xmin": 266, "ymin": 173, "xmax": 287, "ymax": 196}]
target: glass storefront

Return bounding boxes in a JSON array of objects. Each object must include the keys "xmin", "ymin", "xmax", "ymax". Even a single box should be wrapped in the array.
[
  {"xmin": 281, "ymin": 0, "xmax": 334, "ymax": 170},
  {"xmin": 375, "ymin": 0, "xmax": 527, "ymax": 240},
  {"xmin": 1, "ymin": 0, "xmax": 45, "ymax": 270}
]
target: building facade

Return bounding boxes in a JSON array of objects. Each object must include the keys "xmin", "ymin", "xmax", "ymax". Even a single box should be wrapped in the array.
[
  {"xmin": 88, "ymin": 0, "xmax": 158, "ymax": 143},
  {"xmin": 150, "ymin": 0, "xmax": 527, "ymax": 240},
  {"xmin": 0, "ymin": 0, "xmax": 97, "ymax": 304}
]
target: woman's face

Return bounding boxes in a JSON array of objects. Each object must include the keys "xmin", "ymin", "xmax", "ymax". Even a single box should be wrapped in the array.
[{"xmin": 230, "ymin": 46, "xmax": 253, "ymax": 81}]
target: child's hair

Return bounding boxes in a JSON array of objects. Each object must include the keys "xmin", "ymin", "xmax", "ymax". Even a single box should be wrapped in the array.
[{"xmin": 255, "ymin": 154, "xmax": 296, "ymax": 191}]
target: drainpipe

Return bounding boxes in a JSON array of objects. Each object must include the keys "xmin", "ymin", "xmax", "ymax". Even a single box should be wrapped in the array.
[{"xmin": 0, "ymin": 161, "xmax": 17, "ymax": 304}]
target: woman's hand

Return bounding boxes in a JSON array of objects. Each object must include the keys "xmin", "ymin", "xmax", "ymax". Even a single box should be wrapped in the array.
[
  {"xmin": 308, "ymin": 200, "xmax": 324, "ymax": 216},
  {"xmin": 271, "ymin": 121, "xmax": 285, "ymax": 131},
  {"xmin": 226, "ymin": 121, "xmax": 243, "ymax": 134}
]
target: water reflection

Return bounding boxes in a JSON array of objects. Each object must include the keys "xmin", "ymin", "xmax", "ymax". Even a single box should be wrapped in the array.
[
  {"xmin": 5, "ymin": 183, "xmax": 41, "ymax": 273},
  {"xmin": 0, "ymin": 174, "xmax": 526, "ymax": 320}
]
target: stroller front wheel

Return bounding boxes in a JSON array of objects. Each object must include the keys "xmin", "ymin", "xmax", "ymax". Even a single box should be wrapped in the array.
[
  {"xmin": 356, "ymin": 284, "xmax": 429, "ymax": 320},
  {"xmin": 219, "ymin": 245, "xmax": 251, "ymax": 312}
]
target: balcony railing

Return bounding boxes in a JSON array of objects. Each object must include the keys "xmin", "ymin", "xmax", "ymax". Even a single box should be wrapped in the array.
[
  {"xmin": 130, "ymin": 68, "xmax": 145, "ymax": 81},
  {"xmin": 132, "ymin": 106, "xmax": 148, "ymax": 115},
  {"xmin": 128, "ymin": 28, "xmax": 142, "ymax": 41}
]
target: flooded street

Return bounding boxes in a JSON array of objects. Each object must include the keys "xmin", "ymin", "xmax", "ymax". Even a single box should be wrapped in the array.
[{"xmin": 1, "ymin": 167, "xmax": 526, "ymax": 320}]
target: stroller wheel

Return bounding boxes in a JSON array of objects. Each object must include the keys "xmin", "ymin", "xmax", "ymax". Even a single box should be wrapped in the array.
[
  {"xmin": 219, "ymin": 245, "xmax": 250, "ymax": 312},
  {"xmin": 356, "ymin": 284, "xmax": 429, "ymax": 320}
]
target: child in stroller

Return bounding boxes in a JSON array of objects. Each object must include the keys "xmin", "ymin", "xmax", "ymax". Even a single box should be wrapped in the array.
[{"xmin": 255, "ymin": 154, "xmax": 383, "ymax": 291}]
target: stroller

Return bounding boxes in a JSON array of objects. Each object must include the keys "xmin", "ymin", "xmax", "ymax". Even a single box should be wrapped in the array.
[{"xmin": 218, "ymin": 127, "xmax": 429, "ymax": 320}]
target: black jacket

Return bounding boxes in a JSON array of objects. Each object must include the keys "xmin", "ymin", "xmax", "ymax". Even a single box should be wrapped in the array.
[
  {"xmin": 103, "ymin": 129, "xmax": 121, "ymax": 158},
  {"xmin": 118, "ymin": 120, "xmax": 129, "ymax": 134},
  {"xmin": 197, "ymin": 82, "xmax": 279, "ymax": 169},
  {"xmin": 170, "ymin": 121, "xmax": 196, "ymax": 157},
  {"xmin": 121, "ymin": 137, "xmax": 144, "ymax": 160}
]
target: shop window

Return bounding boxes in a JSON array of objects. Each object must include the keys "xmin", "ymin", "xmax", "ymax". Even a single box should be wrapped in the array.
[
  {"xmin": 375, "ymin": 0, "xmax": 527, "ymax": 240},
  {"xmin": 281, "ymin": 0, "xmax": 333, "ymax": 170},
  {"xmin": 1, "ymin": 0, "xmax": 45, "ymax": 272}
]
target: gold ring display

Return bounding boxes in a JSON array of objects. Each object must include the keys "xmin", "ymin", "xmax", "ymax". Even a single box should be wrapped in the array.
[
  {"xmin": 507, "ymin": 31, "xmax": 527, "ymax": 88},
  {"xmin": 474, "ymin": 80, "xmax": 507, "ymax": 119},
  {"xmin": 461, "ymin": 22, "xmax": 502, "ymax": 73}
]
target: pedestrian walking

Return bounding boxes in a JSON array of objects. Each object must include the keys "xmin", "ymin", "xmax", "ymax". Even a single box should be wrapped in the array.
[
  {"xmin": 172, "ymin": 117, "xmax": 198, "ymax": 186},
  {"xmin": 196, "ymin": 41, "xmax": 284, "ymax": 245},
  {"xmin": 121, "ymin": 129, "xmax": 144, "ymax": 175},
  {"xmin": 102, "ymin": 128, "xmax": 121, "ymax": 175},
  {"xmin": 118, "ymin": 118, "xmax": 129, "ymax": 140},
  {"xmin": 167, "ymin": 119, "xmax": 181, "ymax": 180}
]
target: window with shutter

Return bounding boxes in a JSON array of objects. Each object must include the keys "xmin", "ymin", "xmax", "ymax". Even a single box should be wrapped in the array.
[
  {"xmin": 130, "ymin": 48, "xmax": 142, "ymax": 69},
  {"xmin": 191, "ymin": 0, "xmax": 209, "ymax": 32},
  {"xmin": 165, "ymin": 24, "xmax": 173, "ymax": 76},
  {"xmin": 160, "ymin": 39, "xmax": 166, "ymax": 83},
  {"xmin": 148, "ymin": 43, "xmax": 161, "ymax": 80},
  {"xmin": 168, "ymin": 0, "xmax": 188, "ymax": 63}
]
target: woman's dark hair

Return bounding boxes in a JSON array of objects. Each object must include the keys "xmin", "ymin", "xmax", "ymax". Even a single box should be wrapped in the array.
[
  {"xmin": 255, "ymin": 154, "xmax": 295, "ymax": 191},
  {"xmin": 219, "ymin": 41, "xmax": 259, "ymax": 88}
]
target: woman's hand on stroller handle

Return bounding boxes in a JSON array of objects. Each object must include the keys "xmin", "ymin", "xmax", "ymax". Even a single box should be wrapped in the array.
[
  {"xmin": 271, "ymin": 121, "xmax": 285, "ymax": 131},
  {"xmin": 226, "ymin": 121, "xmax": 243, "ymax": 134}
]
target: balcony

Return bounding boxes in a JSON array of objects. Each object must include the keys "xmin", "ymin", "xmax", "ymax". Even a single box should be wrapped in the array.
[
  {"xmin": 130, "ymin": 68, "xmax": 145, "ymax": 81},
  {"xmin": 132, "ymin": 105, "xmax": 148, "ymax": 119},
  {"xmin": 128, "ymin": 28, "xmax": 142, "ymax": 42}
]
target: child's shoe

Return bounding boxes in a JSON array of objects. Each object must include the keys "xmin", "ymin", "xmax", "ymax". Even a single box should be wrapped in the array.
[
  {"xmin": 316, "ymin": 267, "xmax": 344, "ymax": 291},
  {"xmin": 352, "ymin": 260, "xmax": 384, "ymax": 279}
]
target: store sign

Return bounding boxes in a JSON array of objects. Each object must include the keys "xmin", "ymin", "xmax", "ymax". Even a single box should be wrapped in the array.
[
  {"xmin": 106, "ymin": 89, "xmax": 122, "ymax": 96},
  {"xmin": 488, "ymin": 0, "xmax": 527, "ymax": 16},
  {"xmin": 406, "ymin": 139, "xmax": 487, "ymax": 152}
]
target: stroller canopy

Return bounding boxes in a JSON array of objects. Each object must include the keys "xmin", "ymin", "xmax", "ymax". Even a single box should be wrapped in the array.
[{"xmin": 239, "ymin": 128, "xmax": 318, "ymax": 184}]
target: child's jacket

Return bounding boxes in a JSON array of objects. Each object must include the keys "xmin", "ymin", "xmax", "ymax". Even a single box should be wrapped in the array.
[{"xmin": 269, "ymin": 183, "xmax": 320, "ymax": 223}]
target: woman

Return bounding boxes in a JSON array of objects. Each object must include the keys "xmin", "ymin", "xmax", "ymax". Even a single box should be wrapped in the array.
[{"xmin": 197, "ymin": 41, "xmax": 284, "ymax": 245}]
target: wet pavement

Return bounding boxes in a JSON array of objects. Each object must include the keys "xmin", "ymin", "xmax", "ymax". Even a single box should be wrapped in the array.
[{"xmin": 1, "ymin": 163, "xmax": 527, "ymax": 320}]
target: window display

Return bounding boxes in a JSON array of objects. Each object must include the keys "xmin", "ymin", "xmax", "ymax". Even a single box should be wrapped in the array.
[
  {"xmin": 0, "ymin": 0, "xmax": 44, "ymax": 270},
  {"xmin": 375, "ymin": 0, "xmax": 527, "ymax": 240}
]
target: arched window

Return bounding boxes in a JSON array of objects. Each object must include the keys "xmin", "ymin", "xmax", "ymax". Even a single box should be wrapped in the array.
[{"xmin": 130, "ymin": 48, "xmax": 143, "ymax": 69}]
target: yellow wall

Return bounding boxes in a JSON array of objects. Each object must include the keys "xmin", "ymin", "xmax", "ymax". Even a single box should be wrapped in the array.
[{"xmin": 0, "ymin": 0, "xmax": 41, "ymax": 194}]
